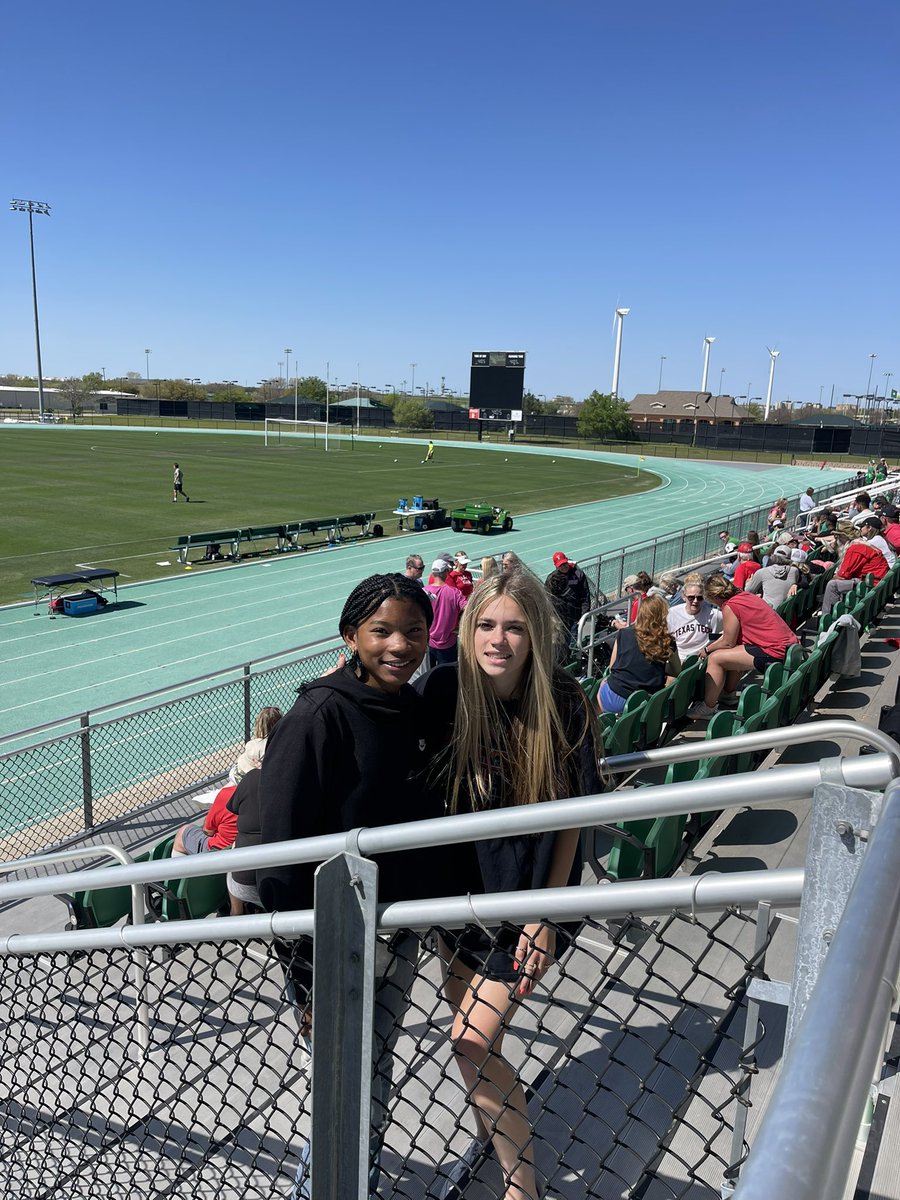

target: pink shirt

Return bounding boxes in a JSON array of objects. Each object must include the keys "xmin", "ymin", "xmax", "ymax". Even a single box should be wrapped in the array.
[{"xmin": 424, "ymin": 583, "xmax": 466, "ymax": 649}]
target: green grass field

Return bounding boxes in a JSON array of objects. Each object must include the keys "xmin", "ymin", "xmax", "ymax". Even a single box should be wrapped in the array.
[{"xmin": 0, "ymin": 426, "xmax": 658, "ymax": 605}]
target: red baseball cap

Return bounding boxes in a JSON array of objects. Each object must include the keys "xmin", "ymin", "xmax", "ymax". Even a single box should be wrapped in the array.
[
  {"xmin": 552, "ymin": 551, "xmax": 571, "ymax": 568},
  {"xmin": 737, "ymin": 542, "xmax": 753, "ymax": 553}
]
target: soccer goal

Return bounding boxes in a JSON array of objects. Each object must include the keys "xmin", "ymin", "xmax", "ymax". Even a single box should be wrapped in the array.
[{"xmin": 264, "ymin": 418, "xmax": 355, "ymax": 450}]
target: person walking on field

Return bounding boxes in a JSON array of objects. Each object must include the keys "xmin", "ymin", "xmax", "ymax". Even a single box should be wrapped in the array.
[
  {"xmin": 173, "ymin": 462, "xmax": 190, "ymax": 502},
  {"xmin": 423, "ymin": 439, "xmax": 435, "ymax": 463}
]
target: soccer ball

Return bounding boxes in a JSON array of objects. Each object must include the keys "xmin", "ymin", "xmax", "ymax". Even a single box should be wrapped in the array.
[{"xmin": 394, "ymin": 458, "xmax": 398, "ymax": 463}]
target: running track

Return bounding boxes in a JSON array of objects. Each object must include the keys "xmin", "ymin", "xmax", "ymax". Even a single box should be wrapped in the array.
[{"xmin": 0, "ymin": 437, "xmax": 842, "ymax": 741}]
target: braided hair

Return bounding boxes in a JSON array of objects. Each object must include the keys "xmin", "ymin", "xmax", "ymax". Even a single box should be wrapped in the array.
[{"xmin": 339, "ymin": 573, "xmax": 433, "ymax": 678}]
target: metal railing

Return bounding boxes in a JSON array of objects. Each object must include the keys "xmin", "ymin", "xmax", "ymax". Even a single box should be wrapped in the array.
[{"xmin": 0, "ymin": 730, "xmax": 897, "ymax": 1199}]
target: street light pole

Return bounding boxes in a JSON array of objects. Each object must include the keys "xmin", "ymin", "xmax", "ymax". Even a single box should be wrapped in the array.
[
  {"xmin": 611, "ymin": 307, "xmax": 630, "ymax": 397},
  {"xmin": 10, "ymin": 199, "xmax": 51, "ymax": 421},
  {"xmin": 700, "ymin": 336, "xmax": 715, "ymax": 393},
  {"xmin": 285, "ymin": 348, "xmax": 292, "ymax": 391}
]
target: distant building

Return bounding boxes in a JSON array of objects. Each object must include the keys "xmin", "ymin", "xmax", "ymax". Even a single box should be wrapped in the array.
[{"xmin": 628, "ymin": 390, "xmax": 752, "ymax": 434}]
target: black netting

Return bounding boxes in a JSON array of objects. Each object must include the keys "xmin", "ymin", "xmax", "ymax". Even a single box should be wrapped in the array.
[{"xmin": 0, "ymin": 906, "xmax": 769, "ymax": 1199}]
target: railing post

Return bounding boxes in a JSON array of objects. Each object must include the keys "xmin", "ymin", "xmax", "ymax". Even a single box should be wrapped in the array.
[
  {"xmin": 79, "ymin": 712, "xmax": 94, "ymax": 830},
  {"xmin": 786, "ymin": 780, "xmax": 882, "ymax": 1046},
  {"xmin": 242, "ymin": 663, "xmax": 252, "ymax": 740},
  {"xmin": 311, "ymin": 850, "xmax": 378, "ymax": 1200}
]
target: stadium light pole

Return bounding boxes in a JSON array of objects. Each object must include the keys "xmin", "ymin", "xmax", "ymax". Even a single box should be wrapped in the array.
[
  {"xmin": 10, "ymin": 199, "xmax": 50, "ymax": 420},
  {"xmin": 356, "ymin": 361, "xmax": 361, "ymax": 435},
  {"xmin": 658, "ymin": 356, "xmax": 666, "ymax": 392},
  {"xmin": 764, "ymin": 348, "xmax": 780, "ymax": 422},
  {"xmin": 718, "ymin": 367, "xmax": 726, "ymax": 397},
  {"xmin": 864, "ymin": 353, "xmax": 877, "ymax": 421},
  {"xmin": 145, "ymin": 348, "xmax": 151, "ymax": 381},
  {"xmin": 285, "ymin": 348, "xmax": 292, "ymax": 391},
  {"xmin": 700, "ymin": 336, "xmax": 715, "ymax": 393},
  {"xmin": 410, "ymin": 363, "xmax": 416, "ymax": 399},
  {"xmin": 294, "ymin": 371, "xmax": 299, "ymax": 422},
  {"xmin": 611, "ymin": 307, "xmax": 629, "ymax": 397}
]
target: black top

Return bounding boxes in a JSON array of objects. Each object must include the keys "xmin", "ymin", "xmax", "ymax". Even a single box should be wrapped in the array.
[
  {"xmin": 415, "ymin": 664, "xmax": 601, "ymax": 900},
  {"xmin": 227, "ymin": 769, "xmax": 262, "ymax": 886},
  {"xmin": 544, "ymin": 565, "xmax": 591, "ymax": 629},
  {"xmin": 31, "ymin": 568, "xmax": 119, "ymax": 587},
  {"xmin": 608, "ymin": 624, "xmax": 665, "ymax": 699},
  {"xmin": 256, "ymin": 664, "xmax": 440, "ymax": 913}
]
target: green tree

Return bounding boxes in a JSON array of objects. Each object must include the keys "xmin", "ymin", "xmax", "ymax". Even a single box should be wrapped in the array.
[
  {"xmin": 577, "ymin": 391, "xmax": 632, "ymax": 440},
  {"xmin": 82, "ymin": 371, "xmax": 104, "ymax": 395},
  {"xmin": 58, "ymin": 376, "xmax": 94, "ymax": 418},
  {"xmin": 393, "ymin": 398, "xmax": 434, "ymax": 430},
  {"xmin": 745, "ymin": 402, "xmax": 763, "ymax": 422},
  {"xmin": 296, "ymin": 375, "xmax": 327, "ymax": 403},
  {"xmin": 522, "ymin": 390, "xmax": 542, "ymax": 417}
]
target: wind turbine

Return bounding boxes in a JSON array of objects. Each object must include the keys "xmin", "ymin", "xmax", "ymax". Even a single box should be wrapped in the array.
[
  {"xmin": 611, "ymin": 307, "xmax": 630, "ymax": 397},
  {"xmin": 764, "ymin": 348, "xmax": 780, "ymax": 421},
  {"xmin": 700, "ymin": 336, "xmax": 715, "ymax": 393}
]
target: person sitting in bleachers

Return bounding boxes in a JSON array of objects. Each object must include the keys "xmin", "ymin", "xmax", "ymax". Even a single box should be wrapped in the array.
[
  {"xmin": 689, "ymin": 574, "xmax": 799, "ymax": 718},
  {"xmin": 599, "ymin": 595, "xmax": 680, "ymax": 714},
  {"xmin": 613, "ymin": 570, "xmax": 653, "ymax": 628},
  {"xmin": 666, "ymin": 573, "xmax": 722, "ymax": 657},
  {"xmin": 858, "ymin": 515, "xmax": 896, "ymax": 567},
  {"xmin": 172, "ymin": 784, "xmax": 238, "ymax": 856},
  {"xmin": 820, "ymin": 533, "xmax": 889, "ymax": 616},
  {"xmin": 744, "ymin": 547, "xmax": 800, "ymax": 608},
  {"xmin": 732, "ymin": 542, "xmax": 762, "ymax": 590},
  {"xmin": 228, "ymin": 706, "xmax": 283, "ymax": 784}
]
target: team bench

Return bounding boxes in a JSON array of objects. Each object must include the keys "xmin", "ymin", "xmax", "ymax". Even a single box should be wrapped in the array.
[
  {"xmin": 170, "ymin": 513, "xmax": 377, "ymax": 564},
  {"xmin": 170, "ymin": 530, "xmax": 242, "ymax": 564}
]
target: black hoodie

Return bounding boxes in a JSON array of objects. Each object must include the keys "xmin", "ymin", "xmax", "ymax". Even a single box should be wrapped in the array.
[{"xmin": 257, "ymin": 664, "xmax": 437, "ymax": 914}]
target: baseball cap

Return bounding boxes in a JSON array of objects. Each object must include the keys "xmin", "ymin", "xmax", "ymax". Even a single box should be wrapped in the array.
[
  {"xmin": 772, "ymin": 518, "xmax": 784, "ymax": 527},
  {"xmin": 623, "ymin": 573, "xmax": 640, "ymax": 587},
  {"xmin": 861, "ymin": 516, "xmax": 883, "ymax": 532},
  {"xmin": 430, "ymin": 558, "xmax": 450, "ymax": 574},
  {"xmin": 737, "ymin": 542, "xmax": 753, "ymax": 553},
  {"xmin": 778, "ymin": 531, "xmax": 798, "ymax": 545},
  {"xmin": 552, "ymin": 551, "xmax": 571, "ymax": 568},
  {"xmin": 455, "ymin": 552, "xmax": 469, "ymax": 564},
  {"xmin": 724, "ymin": 542, "xmax": 736, "ymax": 553},
  {"xmin": 771, "ymin": 546, "xmax": 792, "ymax": 562},
  {"xmin": 790, "ymin": 548, "xmax": 808, "ymax": 563},
  {"xmin": 883, "ymin": 504, "xmax": 899, "ymax": 519}
]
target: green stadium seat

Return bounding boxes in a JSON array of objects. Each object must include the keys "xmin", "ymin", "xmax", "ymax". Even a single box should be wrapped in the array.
[
  {"xmin": 622, "ymin": 689, "xmax": 650, "ymax": 716},
  {"xmin": 638, "ymin": 685, "xmax": 672, "ymax": 750},
  {"xmin": 604, "ymin": 707, "xmax": 643, "ymax": 757},
  {"xmin": 605, "ymin": 813, "xmax": 687, "ymax": 881}
]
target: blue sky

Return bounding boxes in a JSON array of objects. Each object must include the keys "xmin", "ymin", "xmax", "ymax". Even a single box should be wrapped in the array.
[{"xmin": 2, "ymin": 1, "xmax": 897, "ymax": 407}]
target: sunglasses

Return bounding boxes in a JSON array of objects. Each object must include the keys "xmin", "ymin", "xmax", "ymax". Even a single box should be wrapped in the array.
[{"xmin": 684, "ymin": 594, "xmax": 703, "ymax": 602}]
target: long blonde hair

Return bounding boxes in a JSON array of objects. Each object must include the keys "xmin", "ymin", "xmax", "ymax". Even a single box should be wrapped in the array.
[
  {"xmin": 633, "ymin": 594, "xmax": 673, "ymax": 663},
  {"xmin": 450, "ymin": 569, "xmax": 600, "ymax": 812}
]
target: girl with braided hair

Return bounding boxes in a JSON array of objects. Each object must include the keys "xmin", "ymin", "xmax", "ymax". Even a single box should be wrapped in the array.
[{"xmin": 257, "ymin": 572, "xmax": 438, "ymax": 1198}]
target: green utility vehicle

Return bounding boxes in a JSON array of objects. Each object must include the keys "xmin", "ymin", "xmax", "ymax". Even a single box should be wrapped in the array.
[{"xmin": 449, "ymin": 503, "xmax": 514, "ymax": 534}]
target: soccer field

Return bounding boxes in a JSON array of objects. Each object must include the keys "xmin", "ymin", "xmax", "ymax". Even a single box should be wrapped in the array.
[{"xmin": 0, "ymin": 425, "xmax": 659, "ymax": 606}]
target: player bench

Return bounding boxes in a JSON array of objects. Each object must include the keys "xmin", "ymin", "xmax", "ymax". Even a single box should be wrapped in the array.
[
  {"xmin": 336, "ymin": 512, "xmax": 377, "ymax": 538},
  {"xmin": 238, "ymin": 525, "xmax": 291, "ymax": 558},
  {"xmin": 169, "ymin": 530, "xmax": 241, "ymax": 564}
]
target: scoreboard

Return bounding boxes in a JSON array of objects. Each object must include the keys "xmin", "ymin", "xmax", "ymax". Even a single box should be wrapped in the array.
[{"xmin": 469, "ymin": 351, "xmax": 526, "ymax": 414}]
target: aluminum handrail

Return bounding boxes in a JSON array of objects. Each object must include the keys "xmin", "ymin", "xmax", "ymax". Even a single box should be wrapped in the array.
[
  {"xmin": 0, "ymin": 867, "xmax": 805, "ymax": 957},
  {"xmin": 0, "ymin": 746, "xmax": 893, "ymax": 906},
  {"xmin": 0, "ymin": 844, "xmax": 151, "ymax": 1048},
  {"xmin": 733, "ymin": 776, "xmax": 900, "ymax": 1200},
  {"xmin": 602, "ymin": 719, "xmax": 900, "ymax": 778}
]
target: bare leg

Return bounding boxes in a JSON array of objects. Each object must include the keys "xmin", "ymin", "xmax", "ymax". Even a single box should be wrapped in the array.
[{"xmin": 442, "ymin": 952, "xmax": 537, "ymax": 1200}]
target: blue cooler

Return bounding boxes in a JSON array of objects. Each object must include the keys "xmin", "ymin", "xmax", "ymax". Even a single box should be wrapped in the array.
[
  {"xmin": 397, "ymin": 498, "xmax": 408, "ymax": 511},
  {"xmin": 412, "ymin": 495, "xmax": 424, "ymax": 509},
  {"xmin": 63, "ymin": 595, "xmax": 99, "ymax": 616}
]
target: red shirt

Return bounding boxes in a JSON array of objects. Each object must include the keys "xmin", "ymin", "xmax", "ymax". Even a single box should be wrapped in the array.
[
  {"xmin": 733, "ymin": 560, "xmax": 762, "ymax": 590},
  {"xmin": 723, "ymin": 592, "xmax": 799, "ymax": 659},
  {"xmin": 447, "ymin": 568, "xmax": 474, "ymax": 598},
  {"xmin": 205, "ymin": 785, "xmax": 238, "ymax": 849},
  {"xmin": 837, "ymin": 541, "xmax": 888, "ymax": 582},
  {"xmin": 884, "ymin": 522, "xmax": 900, "ymax": 552}
]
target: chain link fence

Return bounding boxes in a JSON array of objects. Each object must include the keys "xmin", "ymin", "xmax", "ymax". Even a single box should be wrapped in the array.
[
  {"xmin": 0, "ymin": 641, "xmax": 343, "ymax": 866},
  {"xmin": 0, "ymin": 906, "xmax": 767, "ymax": 1199}
]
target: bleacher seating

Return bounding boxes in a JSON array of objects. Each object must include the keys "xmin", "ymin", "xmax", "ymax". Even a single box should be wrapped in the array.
[{"xmin": 170, "ymin": 512, "xmax": 377, "ymax": 564}]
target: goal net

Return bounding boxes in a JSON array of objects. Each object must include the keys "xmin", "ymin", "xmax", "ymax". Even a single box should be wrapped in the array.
[{"xmin": 264, "ymin": 418, "xmax": 355, "ymax": 450}]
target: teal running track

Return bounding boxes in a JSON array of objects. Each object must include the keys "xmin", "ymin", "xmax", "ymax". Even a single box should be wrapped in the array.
[{"xmin": 1, "ymin": 438, "xmax": 842, "ymax": 742}]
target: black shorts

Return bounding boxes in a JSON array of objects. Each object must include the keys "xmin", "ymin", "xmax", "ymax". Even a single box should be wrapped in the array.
[
  {"xmin": 744, "ymin": 643, "xmax": 782, "ymax": 672},
  {"xmin": 439, "ymin": 920, "xmax": 578, "ymax": 985}
]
